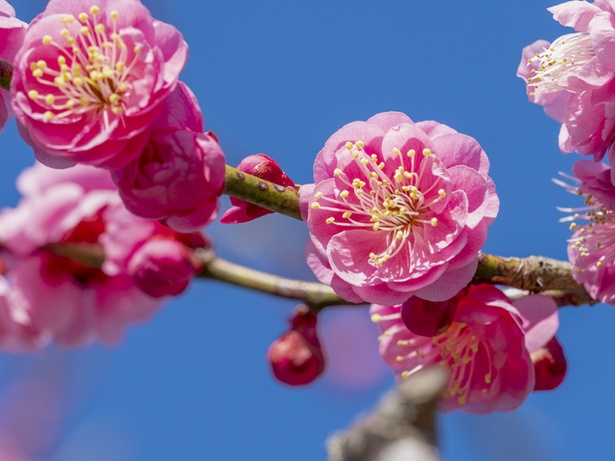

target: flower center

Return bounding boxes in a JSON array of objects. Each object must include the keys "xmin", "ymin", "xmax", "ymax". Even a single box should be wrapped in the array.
[
  {"xmin": 310, "ymin": 141, "xmax": 447, "ymax": 267},
  {"xmin": 526, "ymin": 32, "xmax": 594, "ymax": 95},
  {"xmin": 27, "ymin": 6, "xmax": 139, "ymax": 124},
  {"xmin": 566, "ymin": 193, "xmax": 615, "ymax": 271}
]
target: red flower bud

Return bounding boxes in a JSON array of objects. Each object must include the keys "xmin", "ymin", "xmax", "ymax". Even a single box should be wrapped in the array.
[
  {"xmin": 268, "ymin": 310, "xmax": 324, "ymax": 386},
  {"xmin": 531, "ymin": 337, "xmax": 567, "ymax": 391}
]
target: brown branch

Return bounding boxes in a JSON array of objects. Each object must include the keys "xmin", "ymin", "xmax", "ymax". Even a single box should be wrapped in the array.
[
  {"xmin": 0, "ymin": 58, "xmax": 11, "ymax": 91},
  {"xmin": 326, "ymin": 367, "xmax": 447, "ymax": 461}
]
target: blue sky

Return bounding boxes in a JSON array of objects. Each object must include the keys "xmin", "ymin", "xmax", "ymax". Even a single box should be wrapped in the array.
[{"xmin": 0, "ymin": 0, "xmax": 611, "ymax": 460}]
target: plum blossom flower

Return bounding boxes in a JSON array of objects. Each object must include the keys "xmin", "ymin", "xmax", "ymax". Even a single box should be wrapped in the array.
[
  {"xmin": 371, "ymin": 285, "xmax": 560, "ymax": 413},
  {"xmin": 517, "ymin": 0, "xmax": 615, "ymax": 159},
  {"xmin": 300, "ymin": 112, "xmax": 499, "ymax": 305},
  {"xmin": 0, "ymin": 162, "xmax": 204, "ymax": 349},
  {"xmin": 220, "ymin": 154, "xmax": 296, "ymax": 224},
  {"xmin": 558, "ymin": 159, "xmax": 615, "ymax": 304},
  {"xmin": 11, "ymin": 0, "xmax": 187, "ymax": 169},
  {"xmin": 112, "ymin": 82, "xmax": 226, "ymax": 232},
  {"xmin": 0, "ymin": 1, "xmax": 27, "ymax": 134}
]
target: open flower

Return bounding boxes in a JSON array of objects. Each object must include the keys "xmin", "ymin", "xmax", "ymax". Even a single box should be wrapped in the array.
[
  {"xmin": 11, "ymin": 0, "xmax": 187, "ymax": 169},
  {"xmin": 371, "ymin": 285, "xmax": 560, "ymax": 413},
  {"xmin": 559, "ymin": 159, "xmax": 615, "ymax": 304},
  {"xmin": 300, "ymin": 112, "xmax": 499, "ymax": 305},
  {"xmin": 518, "ymin": 0, "xmax": 615, "ymax": 159},
  {"xmin": 0, "ymin": 0, "xmax": 26, "ymax": 134}
]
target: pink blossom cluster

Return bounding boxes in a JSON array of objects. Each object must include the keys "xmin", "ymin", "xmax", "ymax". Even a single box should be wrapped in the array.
[
  {"xmin": 7, "ymin": 0, "xmax": 225, "ymax": 232},
  {"xmin": 0, "ymin": 162, "xmax": 205, "ymax": 349},
  {"xmin": 372, "ymin": 285, "xmax": 565, "ymax": 413},
  {"xmin": 518, "ymin": 0, "xmax": 615, "ymax": 165},
  {"xmin": 300, "ymin": 112, "xmax": 499, "ymax": 305}
]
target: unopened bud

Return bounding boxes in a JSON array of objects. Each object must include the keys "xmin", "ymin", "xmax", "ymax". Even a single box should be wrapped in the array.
[
  {"xmin": 400, "ymin": 292, "xmax": 462, "ymax": 337},
  {"xmin": 531, "ymin": 337, "xmax": 567, "ymax": 391}
]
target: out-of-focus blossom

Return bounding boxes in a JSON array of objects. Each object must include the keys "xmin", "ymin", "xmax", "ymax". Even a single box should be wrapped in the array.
[
  {"xmin": 0, "ymin": 1, "xmax": 27, "ymax": 134},
  {"xmin": 127, "ymin": 238, "xmax": 201, "ymax": 298},
  {"xmin": 300, "ymin": 112, "xmax": 498, "ymax": 305},
  {"xmin": 558, "ymin": 159, "xmax": 615, "ymax": 304},
  {"xmin": 517, "ymin": 0, "xmax": 615, "ymax": 159},
  {"xmin": 112, "ymin": 82, "xmax": 225, "ymax": 232},
  {"xmin": 532, "ymin": 337, "xmax": 567, "ymax": 391},
  {"xmin": 268, "ymin": 308, "xmax": 325, "ymax": 386},
  {"xmin": 0, "ymin": 162, "xmax": 204, "ymax": 349},
  {"xmin": 221, "ymin": 154, "xmax": 296, "ymax": 224},
  {"xmin": 11, "ymin": 0, "xmax": 187, "ymax": 169},
  {"xmin": 371, "ymin": 285, "xmax": 560, "ymax": 413}
]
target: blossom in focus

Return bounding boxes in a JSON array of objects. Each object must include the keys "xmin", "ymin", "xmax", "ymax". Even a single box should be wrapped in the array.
[
  {"xmin": 112, "ymin": 82, "xmax": 226, "ymax": 232},
  {"xmin": 0, "ymin": 162, "xmax": 206, "ymax": 349},
  {"xmin": 11, "ymin": 0, "xmax": 187, "ymax": 169},
  {"xmin": 558, "ymin": 159, "xmax": 615, "ymax": 304},
  {"xmin": 0, "ymin": 1, "xmax": 27, "ymax": 134},
  {"xmin": 300, "ymin": 112, "xmax": 499, "ymax": 305},
  {"xmin": 517, "ymin": 0, "xmax": 615, "ymax": 159},
  {"xmin": 371, "ymin": 285, "xmax": 560, "ymax": 413},
  {"xmin": 220, "ymin": 154, "xmax": 296, "ymax": 224},
  {"xmin": 268, "ymin": 308, "xmax": 325, "ymax": 386}
]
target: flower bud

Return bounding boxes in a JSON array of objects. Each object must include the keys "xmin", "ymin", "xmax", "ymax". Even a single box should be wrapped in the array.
[
  {"xmin": 531, "ymin": 337, "xmax": 567, "ymax": 391},
  {"xmin": 268, "ymin": 310, "xmax": 324, "ymax": 386},
  {"xmin": 220, "ymin": 154, "xmax": 295, "ymax": 224},
  {"xmin": 128, "ymin": 239, "xmax": 199, "ymax": 298}
]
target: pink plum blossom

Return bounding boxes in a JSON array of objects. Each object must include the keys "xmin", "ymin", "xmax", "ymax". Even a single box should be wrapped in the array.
[
  {"xmin": 558, "ymin": 159, "xmax": 615, "ymax": 304},
  {"xmin": 112, "ymin": 82, "xmax": 226, "ymax": 232},
  {"xmin": 371, "ymin": 285, "xmax": 560, "ymax": 413},
  {"xmin": 11, "ymin": 0, "xmax": 188, "ymax": 169},
  {"xmin": 300, "ymin": 112, "xmax": 499, "ymax": 305},
  {"xmin": 0, "ymin": 162, "xmax": 205, "ymax": 348},
  {"xmin": 517, "ymin": 0, "xmax": 615, "ymax": 159},
  {"xmin": 0, "ymin": 1, "xmax": 26, "ymax": 134},
  {"xmin": 220, "ymin": 154, "xmax": 296, "ymax": 224}
]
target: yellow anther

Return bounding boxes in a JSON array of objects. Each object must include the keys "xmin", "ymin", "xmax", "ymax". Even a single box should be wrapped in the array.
[
  {"xmin": 485, "ymin": 374, "xmax": 492, "ymax": 384},
  {"xmin": 340, "ymin": 190, "xmax": 349, "ymax": 199},
  {"xmin": 90, "ymin": 5, "xmax": 100, "ymax": 14},
  {"xmin": 370, "ymin": 215, "xmax": 379, "ymax": 223},
  {"xmin": 73, "ymin": 77, "xmax": 84, "ymax": 86},
  {"xmin": 342, "ymin": 211, "xmax": 352, "ymax": 219},
  {"xmin": 356, "ymin": 189, "xmax": 364, "ymax": 195},
  {"xmin": 111, "ymin": 10, "xmax": 119, "ymax": 20},
  {"xmin": 44, "ymin": 94, "xmax": 55, "ymax": 105},
  {"xmin": 407, "ymin": 149, "xmax": 415, "ymax": 157},
  {"xmin": 311, "ymin": 202, "xmax": 320, "ymax": 210},
  {"xmin": 392, "ymin": 147, "xmax": 401, "ymax": 156},
  {"xmin": 67, "ymin": 37, "xmax": 75, "ymax": 45},
  {"xmin": 361, "ymin": 158, "xmax": 369, "ymax": 165},
  {"xmin": 370, "ymin": 172, "xmax": 378, "ymax": 179},
  {"xmin": 355, "ymin": 140, "xmax": 365, "ymax": 149},
  {"xmin": 42, "ymin": 35, "xmax": 53, "ymax": 45},
  {"xmin": 352, "ymin": 151, "xmax": 359, "ymax": 159},
  {"xmin": 65, "ymin": 100, "xmax": 75, "ymax": 109},
  {"xmin": 27, "ymin": 90, "xmax": 39, "ymax": 100},
  {"xmin": 458, "ymin": 396, "xmax": 467, "ymax": 405},
  {"xmin": 79, "ymin": 96, "xmax": 89, "ymax": 105},
  {"xmin": 597, "ymin": 261, "xmax": 603, "ymax": 267},
  {"xmin": 422, "ymin": 148, "xmax": 431, "ymax": 157},
  {"xmin": 115, "ymin": 61, "xmax": 125, "ymax": 71},
  {"xmin": 334, "ymin": 168, "xmax": 343, "ymax": 176},
  {"xmin": 396, "ymin": 230, "xmax": 404, "ymax": 240},
  {"xmin": 43, "ymin": 111, "xmax": 54, "ymax": 121},
  {"xmin": 401, "ymin": 371, "xmax": 411, "ymax": 379},
  {"xmin": 345, "ymin": 141, "xmax": 353, "ymax": 150},
  {"xmin": 378, "ymin": 162, "xmax": 385, "ymax": 170},
  {"xmin": 369, "ymin": 252, "xmax": 377, "ymax": 260},
  {"xmin": 431, "ymin": 218, "xmax": 438, "ymax": 227},
  {"xmin": 370, "ymin": 313, "xmax": 382, "ymax": 323},
  {"xmin": 403, "ymin": 171, "xmax": 412, "ymax": 179},
  {"xmin": 314, "ymin": 191, "xmax": 323, "ymax": 199},
  {"xmin": 53, "ymin": 76, "xmax": 65, "ymax": 87},
  {"xmin": 60, "ymin": 28, "xmax": 70, "ymax": 37},
  {"xmin": 569, "ymin": 222, "xmax": 577, "ymax": 231},
  {"xmin": 78, "ymin": 12, "xmax": 89, "ymax": 23},
  {"xmin": 61, "ymin": 14, "xmax": 75, "ymax": 23},
  {"xmin": 111, "ymin": 32, "xmax": 120, "ymax": 41},
  {"xmin": 373, "ymin": 223, "xmax": 380, "ymax": 231},
  {"xmin": 326, "ymin": 217, "xmax": 335, "ymax": 224},
  {"xmin": 438, "ymin": 189, "xmax": 446, "ymax": 198},
  {"xmin": 109, "ymin": 93, "xmax": 121, "ymax": 104},
  {"xmin": 112, "ymin": 106, "xmax": 123, "ymax": 115},
  {"xmin": 81, "ymin": 26, "xmax": 90, "ymax": 35},
  {"xmin": 32, "ymin": 68, "xmax": 43, "ymax": 78},
  {"xmin": 395, "ymin": 356, "xmax": 403, "ymax": 362},
  {"xmin": 134, "ymin": 45, "xmax": 142, "ymax": 53},
  {"xmin": 371, "ymin": 154, "xmax": 378, "ymax": 162},
  {"xmin": 352, "ymin": 179, "xmax": 366, "ymax": 187},
  {"xmin": 95, "ymin": 24, "xmax": 105, "ymax": 33}
]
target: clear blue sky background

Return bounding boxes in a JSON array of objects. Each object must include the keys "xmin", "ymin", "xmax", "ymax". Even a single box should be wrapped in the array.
[{"xmin": 0, "ymin": 0, "xmax": 610, "ymax": 459}]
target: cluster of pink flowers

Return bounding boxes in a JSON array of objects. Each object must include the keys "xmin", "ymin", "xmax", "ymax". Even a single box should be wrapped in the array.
[
  {"xmin": 8, "ymin": 0, "xmax": 225, "ymax": 232},
  {"xmin": 0, "ymin": 163, "xmax": 205, "ymax": 349},
  {"xmin": 300, "ymin": 112, "xmax": 499, "ymax": 305},
  {"xmin": 518, "ymin": 0, "xmax": 615, "ymax": 162},
  {"xmin": 372, "ymin": 285, "xmax": 565, "ymax": 412}
]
